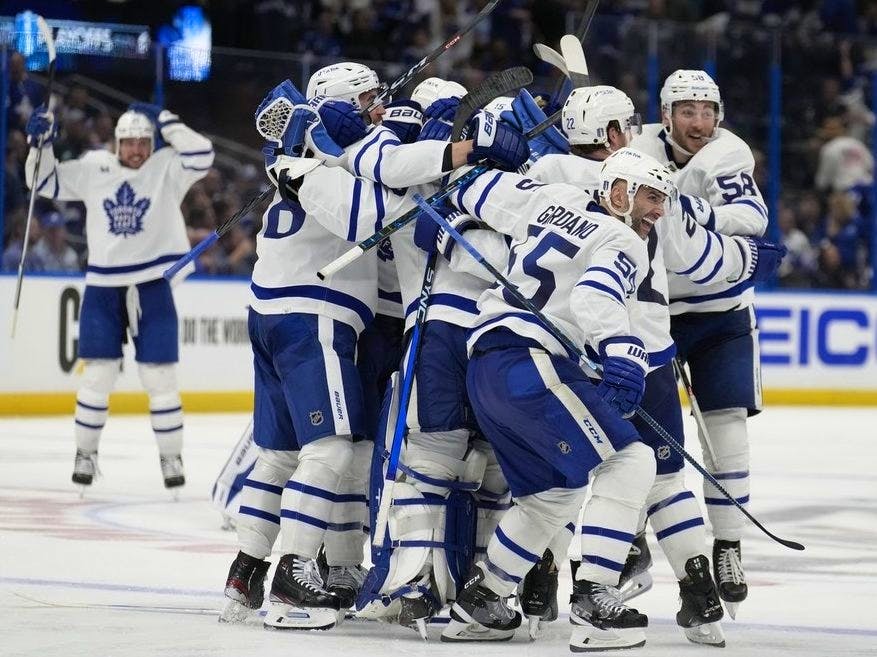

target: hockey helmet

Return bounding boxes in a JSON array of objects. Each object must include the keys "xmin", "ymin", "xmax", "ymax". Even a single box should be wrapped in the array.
[
  {"xmin": 598, "ymin": 147, "xmax": 678, "ymax": 231},
  {"xmin": 115, "ymin": 110, "xmax": 154, "ymax": 154},
  {"xmin": 562, "ymin": 85, "xmax": 641, "ymax": 149},
  {"xmin": 306, "ymin": 62, "xmax": 382, "ymax": 110},
  {"xmin": 660, "ymin": 69, "xmax": 724, "ymax": 127}
]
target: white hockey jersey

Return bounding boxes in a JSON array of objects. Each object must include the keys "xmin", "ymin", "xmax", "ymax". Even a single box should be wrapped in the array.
[
  {"xmin": 631, "ymin": 124, "xmax": 768, "ymax": 314},
  {"xmin": 522, "ymin": 152, "xmax": 754, "ymax": 369},
  {"xmin": 26, "ymin": 122, "xmax": 213, "ymax": 286}
]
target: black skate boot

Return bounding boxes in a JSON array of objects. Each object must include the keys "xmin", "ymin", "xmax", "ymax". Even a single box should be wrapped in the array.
[
  {"xmin": 399, "ymin": 573, "xmax": 442, "ymax": 640},
  {"xmin": 519, "ymin": 549, "xmax": 559, "ymax": 639},
  {"xmin": 326, "ymin": 564, "xmax": 367, "ymax": 610},
  {"xmin": 159, "ymin": 454, "xmax": 185, "ymax": 489},
  {"xmin": 441, "ymin": 566, "xmax": 522, "ymax": 642},
  {"xmin": 677, "ymin": 555, "xmax": 725, "ymax": 647},
  {"xmin": 617, "ymin": 532, "xmax": 653, "ymax": 602},
  {"xmin": 713, "ymin": 540, "xmax": 747, "ymax": 619},
  {"xmin": 569, "ymin": 579, "xmax": 648, "ymax": 652},
  {"xmin": 72, "ymin": 449, "xmax": 98, "ymax": 489},
  {"xmin": 220, "ymin": 551, "xmax": 270, "ymax": 623},
  {"xmin": 264, "ymin": 554, "xmax": 341, "ymax": 630}
]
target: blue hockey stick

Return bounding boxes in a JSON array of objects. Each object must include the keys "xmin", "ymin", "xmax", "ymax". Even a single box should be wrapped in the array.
[{"xmin": 413, "ymin": 194, "xmax": 804, "ymax": 552}]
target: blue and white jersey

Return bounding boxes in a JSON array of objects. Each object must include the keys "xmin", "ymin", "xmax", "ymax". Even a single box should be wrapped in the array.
[
  {"xmin": 446, "ymin": 171, "xmax": 649, "ymax": 359},
  {"xmin": 523, "ymin": 152, "xmax": 752, "ymax": 369},
  {"xmin": 632, "ymin": 124, "xmax": 768, "ymax": 315},
  {"xmin": 26, "ymin": 121, "xmax": 213, "ymax": 286},
  {"xmin": 252, "ymin": 165, "xmax": 409, "ymax": 335},
  {"xmin": 339, "ymin": 128, "xmax": 500, "ymax": 332},
  {"xmin": 376, "ymin": 241, "xmax": 403, "ymax": 319}
]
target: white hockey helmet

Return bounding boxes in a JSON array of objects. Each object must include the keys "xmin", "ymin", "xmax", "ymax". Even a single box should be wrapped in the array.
[
  {"xmin": 115, "ymin": 110, "xmax": 154, "ymax": 154},
  {"xmin": 660, "ymin": 69, "xmax": 724, "ymax": 127},
  {"xmin": 598, "ymin": 147, "xmax": 678, "ymax": 231},
  {"xmin": 306, "ymin": 62, "xmax": 382, "ymax": 110},
  {"xmin": 411, "ymin": 77, "xmax": 467, "ymax": 110},
  {"xmin": 562, "ymin": 85, "xmax": 641, "ymax": 148}
]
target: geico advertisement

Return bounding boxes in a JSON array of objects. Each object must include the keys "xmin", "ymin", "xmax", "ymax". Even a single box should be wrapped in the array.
[
  {"xmin": 2, "ymin": 277, "xmax": 876, "ymax": 393},
  {"xmin": 754, "ymin": 292, "xmax": 877, "ymax": 388},
  {"xmin": 0, "ymin": 275, "xmax": 252, "ymax": 392}
]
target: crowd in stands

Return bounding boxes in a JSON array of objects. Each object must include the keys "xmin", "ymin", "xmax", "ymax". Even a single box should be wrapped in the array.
[{"xmin": 3, "ymin": 0, "xmax": 875, "ymax": 289}]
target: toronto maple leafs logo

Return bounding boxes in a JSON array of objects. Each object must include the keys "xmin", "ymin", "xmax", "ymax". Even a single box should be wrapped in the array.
[
  {"xmin": 377, "ymin": 238, "xmax": 395, "ymax": 262},
  {"xmin": 103, "ymin": 182, "xmax": 150, "ymax": 237}
]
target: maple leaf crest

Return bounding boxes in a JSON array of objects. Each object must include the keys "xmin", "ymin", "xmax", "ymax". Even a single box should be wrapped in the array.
[{"xmin": 102, "ymin": 181, "xmax": 151, "ymax": 238}]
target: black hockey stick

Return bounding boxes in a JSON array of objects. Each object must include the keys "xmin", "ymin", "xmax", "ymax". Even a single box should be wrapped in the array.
[
  {"xmin": 450, "ymin": 66, "xmax": 534, "ymax": 140},
  {"xmin": 361, "ymin": 0, "xmax": 503, "ymax": 117},
  {"xmin": 11, "ymin": 15, "xmax": 56, "ymax": 338},
  {"xmin": 413, "ymin": 197, "xmax": 805, "ymax": 552}
]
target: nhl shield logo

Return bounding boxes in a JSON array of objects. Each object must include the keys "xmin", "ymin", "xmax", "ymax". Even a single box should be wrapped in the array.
[
  {"xmin": 309, "ymin": 410, "xmax": 324, "ymax": 426},
  {"xmin": 657, "ymin": 446, "xmax": 671, "ymax": 460},
  {"xmin": 103, "ymin": 181, "xmax": 150, "ymax": 238},
  {"xmin": 557, "ymin": 440, "xmax": 571, "ymax": 455}
]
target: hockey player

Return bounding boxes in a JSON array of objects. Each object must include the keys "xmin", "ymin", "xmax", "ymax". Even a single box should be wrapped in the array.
[
  {"xmin": 298, "ymin": 67, "xmax": 529, "ymax": 635},
  {"xmin": 24, "ymin": 102, "xmax": 214, "ymax": 491},
  {"xmin": 631, "ymin": 70, "xmax": 772, "ymax": 617},
  {"xmin": 427, "ymin": 147, "xmax": 679, "ymax": 648}
]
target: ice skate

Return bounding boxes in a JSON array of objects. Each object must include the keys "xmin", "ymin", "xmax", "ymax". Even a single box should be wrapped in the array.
[
  {"xmin": 159, "ymin": 454, "xmax": 185, "ymax": 493},
  {"xmin": 617, "ymin": 532, "xmax": 653, "ymax": 602},
  {"xmin": 398, "ymin": 573, "xmax": 441, "ymax": 640},
  {"xmin": 264, "ymin": 554, "xmax": 340, "ymax": 630},
  {"xmin": 519, "ymin": 549, "xmax": 558, "ymax": 639},
  {"xmin": 677, "ymin": 555, "xmax": 725, "ymax": 647},
  {"xmin": 220, "ymin": 551, "xmax": 270, "ymax": 623},
  {"xmin": 326, "ymin": 564, "xmax": 366, "ymax": 624},
  {"xmin": 72, "ymin": 450, "xmax": 99, "ymax": 495},
  {"xmin": 441, "ymin": 566, "xmax": 521, "ymax": 642},
  {"xmin": 713, "ymin": 540, "xmax": 747, "ymax": 619},
  {"xmin": 569, "ymin": 579, "xmax": 648, "ymax": 652}
]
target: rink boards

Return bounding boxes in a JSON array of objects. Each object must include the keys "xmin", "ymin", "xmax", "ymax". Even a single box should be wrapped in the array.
[{"xmin": 1, "ymin": 274, "xmax": 876, "ymax": 414}]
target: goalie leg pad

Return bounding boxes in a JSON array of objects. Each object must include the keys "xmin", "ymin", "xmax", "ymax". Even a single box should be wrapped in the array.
[
  {"xmin": 646, "ymin": 472, "xmax": 706, "ymax": 581},
  {"xmin": 472, "ymin": 442, "xmax": 511, "ymax": 560},
  {"xmin": 577, "ymin": 441, "xmax": 655, "ymax": 585},
  {"xmin": 701, "ymin": 408, "xmax": 750, "ymax": 541},
  {"xmin": 212, "ymin": 421, "xmax": 258, "ymax": 521},
  {"xmin": 74, "ymin": 358, "xmax": 120, "ymax": 453},
  {"xmin": 237, "ymin": 447, "xmax": 298, "ymax": 560},
  {"xmin": 280, "ymin": 434, "xmax": 354, "ymax": 559},
  {"xmin": 324, "ymin": 440, "xmax": 372, "ymax": 566},
  {"xmin": 138, "ymin": 362, "xmax": 183, "ymax": 456}
]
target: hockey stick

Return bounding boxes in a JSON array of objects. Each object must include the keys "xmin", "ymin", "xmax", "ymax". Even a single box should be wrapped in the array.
[
  {"xmin": 372, "ymin": 71, "xmax": 529, "ymax": 550},
  {"xmin": 360, "ymin": 0, "xmax": 503, "ymax": 117},
  {"xmin": 163, "ymin": 96, "xmax": 306, "ymax": 281},
  {"xmin": 11, "ymin": 15, "xmax": 56, "ymax": 338},
  {"xmin": 533, "ymin": 42, "xmax": 568, "ymax": 77},
  {"xmin": 317, "ymin": 98, "xmax": 560, "ymax": 281},
  {"xmin": 672, "ymin": 356, "xmax": 718, "ymax": 468},
  {"xmin": 413, "ymin": 196, "xmax": 805, "ymax": 552},
  {"xmin": 560, "ymin": 34, "xmax": 591, "ymax": 88},
  {"xmin": 549, "ymin": 0, "xmax": 599, "ymax": 102},
  {"xmin": 372, "ymin": 252, "xmax": 438, "ymax": 548}
]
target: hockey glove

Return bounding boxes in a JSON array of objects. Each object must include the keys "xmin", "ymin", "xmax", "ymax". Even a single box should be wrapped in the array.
[
  {"xmin": 382, "ymin": 100, "xmax": 423, "ymax": 144},
  {"xmin": 128, "ymin": 101, "xmax": 163, "ymax": 126},
  {"xmin": 314, "ymin": 97, "xmax": 368, "ymax": 149},
  {"xmin": 434, "ymin": 212, "xmax": 479, "ymax": 262},
  {"xmin": 413, "ymin": 207, "xmax": 478, "ymax": 259},
  {"xmin": 595, "ymin": 337, "xmax": 648, "ymax": 419},
  {"xmin": 424, "ymin": 97, "xmax": 460, "ymax": 122},
  {"xmin": 265, "ymin": 154, "xmax": 321, "ymax": 204},
  {"xmin": 465, "ymin": 111, "xmax": 530, "ymax": 171},
  {"xmin": 736, "ymin": 236, "xmax": 787, "ymax": 284},
  {"xmin": 679, "ymin": 195, "xmax": 716, "ymax": 231},
  {"xmin": 25, "ymin": 105, "xmax": 56, "ymax": 146},
  {"xmin": 500, "ymin": 89, "xmax": 568, "ymax": 158}
]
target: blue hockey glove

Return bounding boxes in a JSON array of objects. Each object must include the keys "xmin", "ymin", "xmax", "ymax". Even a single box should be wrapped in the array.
[
  {"xmin": 424, "ymin": 97, "xmax": 460, "ymax": 122},
  {"xmin": 740, "ymin": 236, "xmax": 788, "ymax": 284},
  {"xmin": 680, "ymin": 195, "xmax": 716, "ymax": 231},
  {"xmin": 595, "ymin": 337, "xmax": 648, "ymax": 418},
  {"xmin": 434, "ymin": 212, "xmax": 479, "ymax": 262},
  {"xmin": 413, "ymin": 206, "xmax": 478, "ymax": 259},
  {"xmin": 465, "ymin": 111, "xmax": 530, "ymax": 171},
  {"xmin": 418, "ymin": 117, "xmax": 453, "ymax": 142},
  {"xmin": 500, "ymin": 89, "xmax": 568, "ymax": 159},
  {"xmin": 382, "ymin": 100, "xmax": 423, "ymax": 144},
  {"xmin": 128, "ymin": 101, "xmax": 163, "ymax": 126},
  {"xmin": 315, "ymin": 98, "xmax": 368, "ymax": 148},
  {"xmin": 25, "ymin": 105, "xmax": 56, "ymax": 146}
]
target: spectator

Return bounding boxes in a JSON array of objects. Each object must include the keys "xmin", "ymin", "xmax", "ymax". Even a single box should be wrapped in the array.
[
  {"xmin": 814, "ymin": 191, "xmax": 868, "ymax": 289},
  {"xmin": 31, "ymin": 209, "xmax": 80, "ymax": 272},
  {"xmin": 814, "ymin": 113, "xmax": 874, "ymax": 193},
  {"xmin": 1, "ymin": 210, "xmax": 45, "ymax": 272},
  {"xmin": 777, "ymin": 202, "xmax": 817, "ymax": 287},
  {"xmin": 6, "ymin": 52, "xmax": 44, "ymax": 132}
]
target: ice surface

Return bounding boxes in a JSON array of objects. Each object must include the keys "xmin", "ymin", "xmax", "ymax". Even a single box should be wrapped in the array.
[{"xmin": 1, "ymin": 408, "xmax": 875, "ymax": 656}]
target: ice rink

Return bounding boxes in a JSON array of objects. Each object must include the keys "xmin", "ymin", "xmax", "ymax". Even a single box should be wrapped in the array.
[{"xmin": 1, "ymin": 407, "xmax": 875, "ymax": 656}]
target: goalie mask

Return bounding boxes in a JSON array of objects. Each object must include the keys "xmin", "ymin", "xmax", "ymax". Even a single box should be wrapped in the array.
[
  {"xmin": 306, "ymin": 62, "xmax": 382, "ymax": 110},
  {"xmin": 562, "ymin": 85, "xmax": 641, "ymax": 149},
  {"xmin": 660, "ymin": 69, "xmax": 724, "ymax": 152},
  {"xmin": 599, "ymin": 147, "xmax": 678, "ymax": 237}
]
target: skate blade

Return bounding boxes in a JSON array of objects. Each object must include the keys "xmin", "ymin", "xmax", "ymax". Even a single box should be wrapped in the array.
[
  {"xmin": 415, "ymin": 617, "xmax": 429, "ymax": 640},
  {"xmin": 569, "ymin": 625, "xmax": 646, "ymax": 652},
  {"xmin": 219, "ymin": 598, "xmax": 258, "ymax": 624},
  {"xmin": 617, "ymin": 572, "xmax": 653, "ymax": 603},
  {"xmin": 724, "ymin": 601, "xmax": 739, "ymax": 620},
  {"xmin": 263, "ymin": 601, "xmax": 337, "ymax": 630},
  {"xmin": 683, "ymin": 621, "xmax": 725, "ymax": 647},
  {"xmin": 77, "ymin": 485, "xmax": 88, "ymax": 499},
  {"xmin": 440, "ymin": 618, "xmax": 516, "ymax": 642},
  {"xmin": 527, "ymin": 614, "xmax": 546, "ymax": 640}
]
